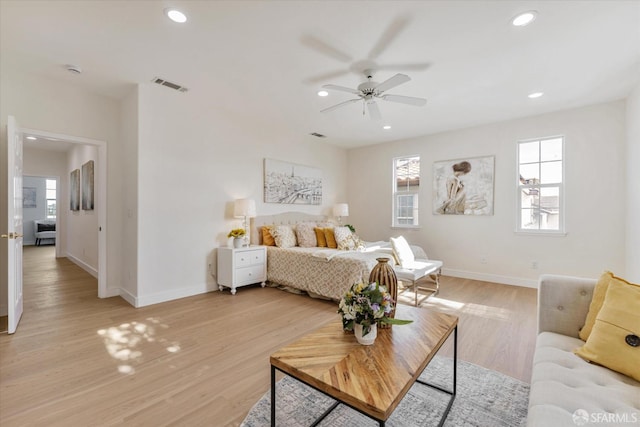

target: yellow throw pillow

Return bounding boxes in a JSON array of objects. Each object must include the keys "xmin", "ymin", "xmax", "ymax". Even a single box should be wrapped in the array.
[
  {"xmin": 579, "ymin": 271, "xmax": 635, "ymax": 341},
  {"xmin": 314, "ymin": 227, "xmax": 327, "ymax": 247},
  {"xmin": 261, "ymin": 226, "xmax": 275, "ymax": 246},
  {"xmin": 324, "ymin": 227, "xmax": 337, "ymax": 249},
  {"xmin": 574, "ymin": 279, "xmax": 640, "ymax": 381}
]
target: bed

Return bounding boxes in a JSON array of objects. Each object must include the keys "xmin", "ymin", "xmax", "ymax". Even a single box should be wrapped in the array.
[{"xmin": 251, "ymin": 212, "xmax": 427, "ymax": 301}]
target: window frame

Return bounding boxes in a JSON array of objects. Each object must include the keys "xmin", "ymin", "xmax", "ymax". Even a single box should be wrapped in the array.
[
  {"xmin": 45, "ymin": 178, "xmax": 57, "ymax": 219},
  {"xmin": 392, "ymin": 155, "xmax": 420, "ymax": 229},
  {"xmin": 516, "ymin": 135, "xmax": 566, "ymax": 235}
]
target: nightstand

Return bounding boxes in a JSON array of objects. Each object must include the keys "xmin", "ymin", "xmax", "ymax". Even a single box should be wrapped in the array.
[{"xmin": 217, "ymin": 246, "xmax": 267, "ymax": 295}]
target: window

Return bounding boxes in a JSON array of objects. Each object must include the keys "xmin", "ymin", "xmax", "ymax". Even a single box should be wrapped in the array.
[
  {"xmin": 393, "ymin": 156, "xmax": 420, "ymax": 227},
  {"xmin": 517, "ymin": 136, "xmax": 564, "ymax": 233},
  {"xmin": 46, "ymin": 179, "xmax": 57, "ymax": 219}
]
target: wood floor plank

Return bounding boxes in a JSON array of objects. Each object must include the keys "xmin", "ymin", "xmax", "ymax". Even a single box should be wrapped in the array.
[{"xmin": 0, "ymin": 246, "xmax": 537, "ymax": 426}]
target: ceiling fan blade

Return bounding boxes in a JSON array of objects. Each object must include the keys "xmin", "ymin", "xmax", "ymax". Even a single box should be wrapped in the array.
[
  {"xmin": 381, "ymin": 94, "xmax": 427, "ymax": 106},
  {"xmin": 367, "ymin": 15, "xmax": 411, "ymax": 60},
  {"xmin": 367, "ymin": 101, "xmax": 382, "ymax": 121},
  {"xmin": 301, "ymin": 34, "xmax": 353, "ymax": 63},
  {"xmin": 321, "ymin": 98, "xmax": 361, "ymax": 113},
  {"xmin": 304, "ymin": 69, "xmax": 351, "ymax": 84},
  {"xmin": 374, "ymin": 73, "xmax": 411, "ymax": 93},
  {"xmin": 322, "ymin": 84, "xmax": 361, "ymax": 95},
  {"xmin": 377, "ymin": 62, "xmax": 431, "ymax": 71}
]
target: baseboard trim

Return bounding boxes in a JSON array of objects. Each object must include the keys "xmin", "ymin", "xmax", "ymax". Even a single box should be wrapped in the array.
[
  {"xmin": 117, "ymin": 288, "xmax": 137, "ymax": 307},
  {"xmin": 66, "ymin": 253, "xmax": 98, "ymax": 278},
  {"xmin": 442, "ymin": 268, "xmax": 538, "ymax": 289},
  {"xmin": 135, "ymin": 283, "xmax": 218, "ymax": 308}
]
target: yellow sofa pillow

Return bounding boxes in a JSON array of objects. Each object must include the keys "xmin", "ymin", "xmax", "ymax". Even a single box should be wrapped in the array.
[
  {"xmin": 323, "ymin": 227, "xmax": 337, "ymax": 249},
  {"xmin": 574, "ymin": 279, "xmax": 640, "ymax": 381},
  {"xmin": 579, "ymin": 271, "xmax": 635, "ymax": 341}
]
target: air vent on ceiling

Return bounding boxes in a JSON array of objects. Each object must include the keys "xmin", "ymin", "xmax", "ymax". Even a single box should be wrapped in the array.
[
  {"xmin": 152, "ymin": 77, "xmax": 189, "ymax": 93},
  {"xmin": 310, "ymin": 132, "xmax": 326, "ymax": 138}
]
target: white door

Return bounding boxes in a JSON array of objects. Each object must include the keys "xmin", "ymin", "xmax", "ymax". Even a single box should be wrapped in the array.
[{"xmin": 4, "ymin": 116, "xmax": 24, "ymax": 333}]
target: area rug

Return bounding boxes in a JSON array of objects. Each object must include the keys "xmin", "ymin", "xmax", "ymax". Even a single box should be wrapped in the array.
[{"xmin": 241, "ymin": 357, "xmax": 529, "ymax": 427}]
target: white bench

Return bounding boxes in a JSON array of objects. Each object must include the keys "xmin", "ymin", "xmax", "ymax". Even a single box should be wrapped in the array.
[{"xmin": 394, "ymin": 259, "xmax": 443, "ymax": 306}]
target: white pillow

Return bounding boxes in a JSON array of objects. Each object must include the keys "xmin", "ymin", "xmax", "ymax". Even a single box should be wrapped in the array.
[
  {"xmin": 270, "ymin": 225, "xmax": 297, "ymax": 248},
  {"xmin": 390, "ymin": 236, "xmax": 415, "ymax": 267},
  {"xmin": 334, "ymin": 226, "xmax": 355, "ymax": 250},
  {"xmin": 295, "ymin": 222, "xmax": 317, "ymax": 248}
]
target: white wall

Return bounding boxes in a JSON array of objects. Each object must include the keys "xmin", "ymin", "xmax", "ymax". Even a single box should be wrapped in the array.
[
  {"xmin": 133, "ymin": 84, "xmax": 348, "ymax": 306},
  {"xmin": 626, "ymin": 84, "xmax": 640, "ymax": 283},
  {"xmin": 0, "ymin": 66, "xmax": 124, "ymax": 297},
  {"xmin": 348, "ymin": 100, "xmax": 627, "ymax": 286},
  {"xmin": 66, "ymin": 144, "xmax": 99, "ymax": 276}
]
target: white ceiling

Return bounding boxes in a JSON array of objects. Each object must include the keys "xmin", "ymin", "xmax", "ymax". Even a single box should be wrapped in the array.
[{"xmin": 2, "ymin": 1, "xmax": 639, "ymax": 149}]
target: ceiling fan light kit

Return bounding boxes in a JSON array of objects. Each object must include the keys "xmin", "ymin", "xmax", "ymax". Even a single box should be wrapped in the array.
[{"xmin": 320, "ymin": 71, "xmax": 426, "ymax": 121}]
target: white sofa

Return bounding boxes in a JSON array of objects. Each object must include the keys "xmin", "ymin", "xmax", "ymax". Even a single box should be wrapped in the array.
[{"xmin": 527, "ymin": 275, "xmax": 640, "ymax": 426}]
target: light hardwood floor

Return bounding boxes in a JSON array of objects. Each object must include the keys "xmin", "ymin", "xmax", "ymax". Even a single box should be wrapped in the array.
[{"xmin": 0, "ymin": 246, "xmax": 537, "ymax": 426}]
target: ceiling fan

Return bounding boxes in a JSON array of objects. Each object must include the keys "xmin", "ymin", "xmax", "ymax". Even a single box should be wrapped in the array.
[{"xmin": 320, "ymin": 71, "xmax": 427, "ymax": 120}]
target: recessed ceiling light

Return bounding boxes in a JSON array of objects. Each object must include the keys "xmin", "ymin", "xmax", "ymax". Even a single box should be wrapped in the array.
[
  {"xmin": 165, "ymin": 8, "xmax": 187, "ymax": 23},
  {"xmin": 383, "ymin": 125, "xmax": 391, "ymax": 130},
  {"xmin": 317, "ymin": 90, "xmax": 329, "ymax": 97},
  {"xmin": 26, "ymin": 136, "xmax": 37, "ymax": 140},
  {"xmin": 528, "ymin": 92, "xmax": 544, "ymax": 99},
  {"xmin": 512, "ymin": 11, "xmax": 537, "ymax": 27}
]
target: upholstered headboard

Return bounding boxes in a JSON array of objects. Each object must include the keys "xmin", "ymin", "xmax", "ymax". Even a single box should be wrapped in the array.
[{"xmin": 251, "ymin": 212, "xmax": 329, "ymax": 245}]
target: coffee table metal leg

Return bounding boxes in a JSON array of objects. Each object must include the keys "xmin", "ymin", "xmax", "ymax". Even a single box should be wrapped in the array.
[
  {"xmin": 416, "ymin": 324, "xmax": 457, "ymax": 427},
  {"xmin": 271, "ymin": 365, "xmax": 276, "ymax": 427}
]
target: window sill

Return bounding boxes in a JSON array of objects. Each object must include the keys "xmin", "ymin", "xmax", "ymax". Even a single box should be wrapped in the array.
[
  {"xmin": 391, "ymin": 225, "xmax": 422, "ymax": 230},
  {"xmin": 514, "ymin": 230, "xmax": 567, "ymax": 237}
]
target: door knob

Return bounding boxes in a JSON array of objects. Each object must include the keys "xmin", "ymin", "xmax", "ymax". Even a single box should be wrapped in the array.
[{"xmin": 1, "ymin": 233, "xmax": 23, "ymax": 239}]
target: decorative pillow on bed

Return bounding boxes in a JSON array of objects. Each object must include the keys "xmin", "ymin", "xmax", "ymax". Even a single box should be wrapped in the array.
[
  {"xmin": 334, "ymin": 226, "xmax": 357, "ymax": 250},
  {"xmin": 270, "ymin": 225, "xmax": 297, "ymax": 248},
  {"xmin": 314, "ymin": 227, "xmax": 327, "ymax": 247},
  {"xmin": 261, "ymin": 226, "xmax": 276, "ymax": 246},
  {"xmin": 390, "ymin": 236, "xmax": 415, "ymax": 267},
  {"xmin": 295, "ymin": 222, "xmax": 317, "ymax": 248},
  {"xmin": 324, "ymin": 227, "xmax": 338, "ymax": 249}
]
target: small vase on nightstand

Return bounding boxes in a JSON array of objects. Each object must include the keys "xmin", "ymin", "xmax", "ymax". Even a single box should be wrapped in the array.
[{"xmin": 233, "ymin": 237, "xmax": 243, "ymax": 248}]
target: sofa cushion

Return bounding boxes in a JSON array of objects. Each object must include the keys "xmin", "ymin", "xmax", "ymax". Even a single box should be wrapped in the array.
[
  {"xmin": 575, "ymin": 279, "xmax": 640, "ymax": 381},
  {"xmin": 528, "ymin": 332, "xmax": 640, "ymax": 427}
]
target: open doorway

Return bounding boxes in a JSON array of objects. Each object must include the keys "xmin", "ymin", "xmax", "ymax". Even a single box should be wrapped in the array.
[
  {"xmin": 23, "ymin": 176, "xmax": 58, "ymax": 248},
  {"xmin": 21, "ymin": 127, "xmax": 107, "ymax": 298}
]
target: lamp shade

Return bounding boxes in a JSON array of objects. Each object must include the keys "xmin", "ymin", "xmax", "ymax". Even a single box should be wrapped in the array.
[
  {"xmin": 234, "ymin": 198, "xmax": 256, "ymax": 218},
  {"xmin": 333, "ymin": 203, "xmax": 349, "ymax": 217}
]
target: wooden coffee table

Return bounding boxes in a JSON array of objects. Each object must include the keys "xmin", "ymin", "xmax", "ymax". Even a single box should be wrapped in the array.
[{"xmin": 270, "ymin": 305, "xmax": 458, "ymax": 426}]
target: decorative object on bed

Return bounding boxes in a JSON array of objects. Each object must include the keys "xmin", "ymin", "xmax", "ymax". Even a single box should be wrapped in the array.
[
  {"xmin": 333, "ymin": 226, "xmax": 354, "ymax": 250},
  {"xmin": 261, "ymin": 226, "xmax": 276, "ymax": 246},
  {"xmin": 263, "ymin": 158, "xmax": 322, "ymax": 205},
  {"xmin": 233, "ymin": 198, "xmax": 256, "ymax": 246},
  {"xmin": 70, "ymin": 168, "xmax": 80, "ymax": 211},
  {"xmin": 433, "ymin": 155, "xmax": 494, "ymax": 215},
  {"xmin": 294, "ymin": 222, "xmax": 317, "ymax": 248},
  {"xmin": 323, "ymin": 227, "xmax": 337, "ymax": 248},
  {"xmin": 333, "ymin": 203, "xmax": 349, "ymax": 224},
  {"xmin": 270, "ymin": 225, "xmax": 297, "ymax": 248},
  {"xmin": 314, "ymin": 227, "xmax": 327, "ymax": 247},
  {"xmin": 227, "ymin": 228, "xmax": 246, "ymax": 248},
  {"xmin": 369, "ymin": 258, "xmax": 398, "ymax": 323},
  {"xmin": 338, "ymin": 282, "xmax": 412, "ymax": 345}
]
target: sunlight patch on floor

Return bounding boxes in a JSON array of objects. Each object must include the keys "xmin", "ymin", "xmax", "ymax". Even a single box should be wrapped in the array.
[{"xmin": 97, "ymin": 317, "xmax": 181, "ymax": 374}]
